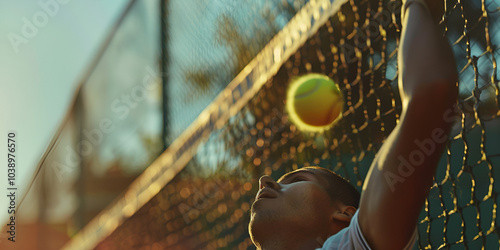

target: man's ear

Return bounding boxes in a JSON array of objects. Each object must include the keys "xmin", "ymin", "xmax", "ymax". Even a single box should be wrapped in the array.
[{"xmin": 332, "ymin": 206, "xmax": 356, "ymax": 223}]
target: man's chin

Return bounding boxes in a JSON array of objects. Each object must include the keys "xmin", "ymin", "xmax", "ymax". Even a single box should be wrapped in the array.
[
  {"xmin": 249, "ymin": 202, "xmax": 279, "ymax": 224},
  {"xmin": 248, "ymin": 214, "xmax": 282, "ymax": 250}
]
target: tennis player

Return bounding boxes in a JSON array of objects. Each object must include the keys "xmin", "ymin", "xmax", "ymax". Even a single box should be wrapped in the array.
[{"xmin": 249, "ymin": 0, "xmax": 458, "ymax": 249}]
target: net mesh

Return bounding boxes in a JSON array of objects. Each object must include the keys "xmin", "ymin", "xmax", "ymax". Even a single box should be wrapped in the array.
[{"xmin": 64, "ymin": 0, "xmax": 500, "ymax": 249}]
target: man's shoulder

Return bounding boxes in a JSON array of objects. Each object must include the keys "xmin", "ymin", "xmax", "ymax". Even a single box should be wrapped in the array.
[
  {"xmin": 318, "ymin": 210, "xmax": 418, "ymax": 250},
  {"xmin": 317, "ymin": 210, "xmax": 368, "ymax": 250}
]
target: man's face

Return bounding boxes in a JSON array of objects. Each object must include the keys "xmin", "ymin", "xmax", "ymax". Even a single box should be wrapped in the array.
[{"xmin": 249, "ymin": 169, "xmax": 336, "ymax": 241}]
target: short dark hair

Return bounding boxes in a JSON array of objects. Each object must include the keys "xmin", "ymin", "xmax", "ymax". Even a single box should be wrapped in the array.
[{"xmin": 290, "ymin": 166, "xmax": 361, "ymax": 208}]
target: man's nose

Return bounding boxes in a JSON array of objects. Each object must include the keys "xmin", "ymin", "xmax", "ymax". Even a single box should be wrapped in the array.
[{"xmin": 259, "ymin": 175, "xmax": 280, "ymax": 190}]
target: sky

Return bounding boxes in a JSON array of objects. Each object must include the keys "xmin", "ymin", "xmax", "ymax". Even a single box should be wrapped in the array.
[{"xmin": 0, "ymin": 0, "xmax": 129, "ymax": 223}]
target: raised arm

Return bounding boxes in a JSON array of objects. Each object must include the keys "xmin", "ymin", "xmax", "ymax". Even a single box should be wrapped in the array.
[{"xmin": 358, "ymin": 1, "xmax": 458, "ymax": 249}]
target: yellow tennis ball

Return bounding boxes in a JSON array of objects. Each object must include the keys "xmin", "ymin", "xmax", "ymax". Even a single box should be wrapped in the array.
[{"xmin": 286, "ymin": 74, "xmax": 343, "ymax": 131}]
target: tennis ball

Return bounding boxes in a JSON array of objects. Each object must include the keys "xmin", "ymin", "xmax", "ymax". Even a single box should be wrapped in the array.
[{"xmin": 286, "ymin": 74, "xmax": 343, "ymax": 131}]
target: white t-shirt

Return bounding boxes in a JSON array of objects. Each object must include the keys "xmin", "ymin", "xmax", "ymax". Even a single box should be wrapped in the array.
[{"xmin": 317, "ymin": 210, "xmax": 417, "ymax": 249}]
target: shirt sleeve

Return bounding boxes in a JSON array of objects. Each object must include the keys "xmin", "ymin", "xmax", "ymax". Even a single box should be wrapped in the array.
[{"xmin": 317, "ymin": 210, "xmax": 418, "ymax": 250}]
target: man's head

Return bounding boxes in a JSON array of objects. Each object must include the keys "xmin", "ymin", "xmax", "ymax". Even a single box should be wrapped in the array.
[{"xmin": 248, "ymin": 166, "xmax": 360, "ymax": 249}]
